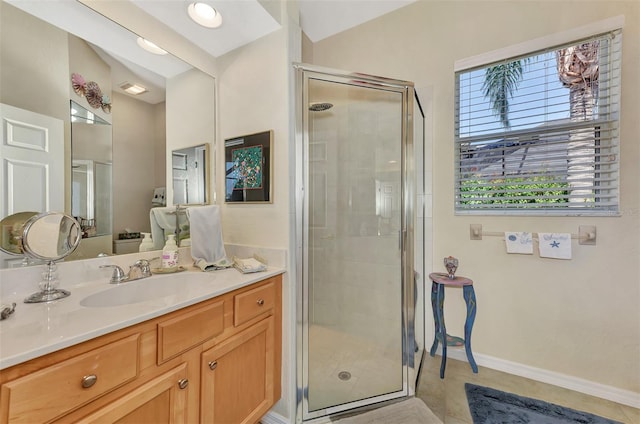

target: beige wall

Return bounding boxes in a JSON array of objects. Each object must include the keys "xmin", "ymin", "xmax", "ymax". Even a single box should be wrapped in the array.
[
  {"xmin": 165, "ymin": 68, "xmax": 215, "ymax": 206},
  {"xmin": 216, "ymin": 27, "xmax": 291, "ymax": 249},
  {"xmin": 310, "ymin": 0, "xmax": 640, "ymax": 394},
  {"xmin": 112, "ymin": 92, "xmax": 165, "ymax": 235},
  {"xmin": 0, "ymin": 3, "xmax": 69, "ymax": 121}
]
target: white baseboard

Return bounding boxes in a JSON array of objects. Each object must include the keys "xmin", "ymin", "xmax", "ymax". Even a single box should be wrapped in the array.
[
  {"xmin": 437, "ymin": 348, "xmax": 640, "ymax": 409},
  {"xmin": 261, "ymin": 411, "xmax": 290, "ymax": 424}
]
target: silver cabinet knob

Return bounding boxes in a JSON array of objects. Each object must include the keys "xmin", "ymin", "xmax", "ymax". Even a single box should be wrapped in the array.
[
  {"xmin": 256, "ymin": 299, "xmax": 265, "ymax": 306},
  {"xmin": 178, "ymin": 379, "xmax": 189, "ymax": 390},
  {"xmin": 208, "ymin": 361, "xmax": 218, "ymax": 370},
  {"xmin": 82, "ymin": 374, "xmax": 98, "ymax": 388}
]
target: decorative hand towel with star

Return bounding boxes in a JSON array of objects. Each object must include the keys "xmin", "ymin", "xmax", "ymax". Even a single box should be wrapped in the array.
[
  {"xmin": 538, "ymin": 233, "xmax": 572, "ymax": 259},
  {"xmin": 504, "ymin": 232, "xmax": 533, "ymax": 254}
]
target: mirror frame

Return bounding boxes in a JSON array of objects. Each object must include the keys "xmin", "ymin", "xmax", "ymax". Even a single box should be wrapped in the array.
[{"xmin": 22, "ymin": 212, "xmax": 82, "ymax": 261}]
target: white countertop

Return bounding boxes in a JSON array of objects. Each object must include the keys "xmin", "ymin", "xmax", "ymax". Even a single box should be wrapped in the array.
[{"xmin": 0, "ymin": 266, "xmax": 284, "ymax": 370}]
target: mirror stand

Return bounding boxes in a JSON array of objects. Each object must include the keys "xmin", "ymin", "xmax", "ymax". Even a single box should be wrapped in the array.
[{"xmin": 24, "ymin": 261, "xmax": 70, "ymax": 303}]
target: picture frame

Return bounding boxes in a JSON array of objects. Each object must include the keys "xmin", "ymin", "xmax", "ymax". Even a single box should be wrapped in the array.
[{"xmin": 224, "ymin": 130, "xmax": 273, "ymax": 203}]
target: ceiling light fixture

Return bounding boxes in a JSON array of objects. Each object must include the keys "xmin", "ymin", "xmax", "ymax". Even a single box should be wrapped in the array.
[
  {"xmin": 120, "ymin": 82, "xmax": 148, "ymax": 95},
  {"xmin": 187, "ymin": 2, "xmax": 222, "ymax": 28},
  {"xmin": 136, "ymin": 37, "xmax": 168, "ymax": 55}
]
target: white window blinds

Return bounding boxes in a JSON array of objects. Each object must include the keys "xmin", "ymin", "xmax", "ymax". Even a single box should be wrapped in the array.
[{"xmin": 455, "ymin": 30, "xmax": 622, "ymax": 215}]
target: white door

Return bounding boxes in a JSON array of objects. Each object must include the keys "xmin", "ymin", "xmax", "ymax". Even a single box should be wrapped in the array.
[{"xmin": 0, "ymin": 103, "xmax": 64, "ymax": 266}]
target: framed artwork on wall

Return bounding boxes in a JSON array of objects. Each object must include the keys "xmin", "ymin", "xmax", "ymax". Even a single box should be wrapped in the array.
[{"xmin": 224, "ymin": 130, "xmax": 273, "ymax": 203}]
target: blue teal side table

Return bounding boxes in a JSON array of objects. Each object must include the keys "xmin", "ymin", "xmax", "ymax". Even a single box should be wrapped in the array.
[{"xmin": 428, "ymin": 272, "xmax": 478, "ymax": 378}]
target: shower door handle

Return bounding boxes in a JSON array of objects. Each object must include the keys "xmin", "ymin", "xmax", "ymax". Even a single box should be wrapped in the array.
[{"xmin": 399, "ymin": 230, "xmax": 406, "ymax": 251}]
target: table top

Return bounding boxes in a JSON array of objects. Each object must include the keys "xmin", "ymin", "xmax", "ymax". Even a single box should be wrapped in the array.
[{"xmin": 429, "ymin": 272, "xmax": 473, "ymax": 286}]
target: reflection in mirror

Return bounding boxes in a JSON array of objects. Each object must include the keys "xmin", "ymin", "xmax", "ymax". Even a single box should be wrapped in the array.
[
  {"xmin": 0, "ymin": 212, "xmax": 38, "ymax": 264},
  {"xmin": 172, "ymin": 144, "xmax": 209, "ymax": 205},
  {"xmin": 71, "ymin": 101, "xmax": 113, "ymax": 238},
  {"xmin": 0, "ymin": 1, "xmax": 216, "ymax": 267}
]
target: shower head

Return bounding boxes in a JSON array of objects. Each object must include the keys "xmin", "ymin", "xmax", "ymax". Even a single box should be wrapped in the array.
[{"xmin": 309, "ymin": 102, "xmax": 333, "ymax": 112}]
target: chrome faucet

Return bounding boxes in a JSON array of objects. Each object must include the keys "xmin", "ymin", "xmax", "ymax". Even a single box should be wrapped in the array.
[
  {"xmin": 127, "ymin": 259, "xmax": 152, "ymax": 280},
  {"xmin": 100, "ymin": 264, "xmax": 127, "ymax": 284},
  {"xmin": 100, "ymin": 259, "xmax": 153, "ymax": 284}
]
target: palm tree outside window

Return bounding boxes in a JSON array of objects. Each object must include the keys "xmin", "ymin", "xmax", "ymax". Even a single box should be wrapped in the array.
[{"xmin": 455, "ymin": 30, "xmax": 622, "ymax": 215}]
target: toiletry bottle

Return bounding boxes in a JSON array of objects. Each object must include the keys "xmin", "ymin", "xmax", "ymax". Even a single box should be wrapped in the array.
[
  {"xmin": 139, "ymin": 233, "xmax": 154, "ymax": 252},
  {"xmin": 161, "ymin": 234, "xmax": 179, "ymax": 269}
]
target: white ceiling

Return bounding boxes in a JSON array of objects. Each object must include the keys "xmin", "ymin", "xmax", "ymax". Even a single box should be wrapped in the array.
[
  {"xmin": 298, "ymin": 0, "xmax": 416, "ymax": 42},
  {"xmin": 130, "ymin": 0, "xmax": 282, "ymax": 59},
  {"xmin": 4, "ymin": 0, "xmax": 414, "ymax": 104},
  {"xmin": 128, "ymin": 0, "xmax": 416, "ymax": 56}
]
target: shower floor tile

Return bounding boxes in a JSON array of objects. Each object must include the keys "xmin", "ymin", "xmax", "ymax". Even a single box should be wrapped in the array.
[{"xmin": 307, "ymin": 325, "xmax": 403, "ymax": 412}]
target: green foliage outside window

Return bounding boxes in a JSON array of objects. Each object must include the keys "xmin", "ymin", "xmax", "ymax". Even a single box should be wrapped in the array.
[{"xmin": 460, "ymin": 176, "xmax": 570, "ymax": 205}]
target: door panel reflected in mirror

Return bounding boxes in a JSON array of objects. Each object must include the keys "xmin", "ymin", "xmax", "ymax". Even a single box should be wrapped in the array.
[{"xmin": 172, "ymin": 144, "xmax": 209, "ymax": 205}]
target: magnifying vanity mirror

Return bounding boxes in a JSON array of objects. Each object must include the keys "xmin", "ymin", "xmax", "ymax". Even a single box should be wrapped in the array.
[
  {"xmin": 0, "ymin": 0, "xmax": 215, "ymax": 268},
  {"xmin": 0, "ymin": 211, "xmax": 82, "ymax": 302}
]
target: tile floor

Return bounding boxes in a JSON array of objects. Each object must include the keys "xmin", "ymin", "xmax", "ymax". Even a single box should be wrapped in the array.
[{"xmin": 416, "ymin": 354, "xmax": 640, "ymax": 424}]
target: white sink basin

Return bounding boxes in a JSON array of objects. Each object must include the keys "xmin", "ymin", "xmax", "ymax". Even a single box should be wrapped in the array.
[{"xmin": 80, "ymin": 272, "xmax": 216, "ymax": 308}]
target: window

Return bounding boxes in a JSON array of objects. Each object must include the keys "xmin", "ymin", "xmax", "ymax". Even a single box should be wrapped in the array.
[{"xmin": 455, "ymin": 29, "xmax": 622, "ymax": 215}]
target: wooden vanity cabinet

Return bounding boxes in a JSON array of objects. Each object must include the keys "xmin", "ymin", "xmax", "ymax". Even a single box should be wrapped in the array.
[
  {"xmin": 77, "ymin": 363, "xmax": 189, "ymax": 424},
  {"xmin": 0, "ymin": 275, "xmax": 282, "ymax": 424},
  {"xmin": 201, "ymin": 315, "xmax": 275, "ymax": 424}
]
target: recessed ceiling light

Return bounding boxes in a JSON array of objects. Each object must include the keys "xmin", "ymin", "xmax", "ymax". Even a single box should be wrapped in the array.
[
  {"xmin": 120, "ymin": 82, "xmax": 148, "ymax": 95},
  {"xmin": 187, "ymin": 2, "xmax": 222, "ymax": 28},
  {"xmin": 136, "ymin": 37, "xmax": 168, "ymax": 55}
]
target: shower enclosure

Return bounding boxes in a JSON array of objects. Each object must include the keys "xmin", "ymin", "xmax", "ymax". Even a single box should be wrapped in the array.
[{"xmin": 295, "ymin": 64, "xmax": 425, "ymax": 422}]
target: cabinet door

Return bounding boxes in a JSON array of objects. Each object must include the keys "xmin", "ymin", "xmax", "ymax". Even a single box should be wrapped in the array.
[
  {"xmin": 77, "ymin": 364, "xmax": 189, "ymax": 424},
  {"xmin": 201, "ymin": 318, "xmax": 274, "ymax": 424}
]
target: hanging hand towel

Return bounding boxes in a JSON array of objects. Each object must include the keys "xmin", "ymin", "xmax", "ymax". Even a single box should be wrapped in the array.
[
  {"xmin": 187, "ymin": 205, "xmax": 232, "ymax": 271},
  {"xmin": 504, "ymin": 232, "xmax": 533, "ymax": 254},
  {"xmin": 538, "ymin": 233, "xmax": 572, "ymax": 259}
]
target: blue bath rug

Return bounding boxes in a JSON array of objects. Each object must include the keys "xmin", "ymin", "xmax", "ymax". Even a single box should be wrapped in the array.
[{"xmin": 465, "ymin": 383, "xmax": 623, "ymax": 424}]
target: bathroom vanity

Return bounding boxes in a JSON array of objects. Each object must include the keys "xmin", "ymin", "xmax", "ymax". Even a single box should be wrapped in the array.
[{"xmin": 0, "ymin": 268, "xmax": 282, "ymax": 423}]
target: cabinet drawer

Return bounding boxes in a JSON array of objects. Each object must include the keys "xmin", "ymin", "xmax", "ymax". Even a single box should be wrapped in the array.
[
  {"xmin": 157, "ymin": 299, "xmax": 224, "ymax": 363},
  {"xmin": 1, "ymin": 334, "xmax": 139, "ymax": 424},
  {"xmin": 234, "ymin": 281, "xmax": 275, "ymax": 327}
]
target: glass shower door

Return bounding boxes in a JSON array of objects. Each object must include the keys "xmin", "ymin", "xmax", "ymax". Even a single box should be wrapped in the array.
[{"xmin": 302, "ymin": 73, "xmax": 409, "ymax": 420}]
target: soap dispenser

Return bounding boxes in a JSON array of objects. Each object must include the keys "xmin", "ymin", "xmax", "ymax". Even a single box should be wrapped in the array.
[
  {"xmin": 139, "ymin": 233, "xmax": 154, "ymax": 252},
  {"xmin": 162, "ymin": 234, "xmax": 179, "ymax": 269}
]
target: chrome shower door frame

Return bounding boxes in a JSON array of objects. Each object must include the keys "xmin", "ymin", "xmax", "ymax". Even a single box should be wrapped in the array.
[{"xmin": 294, "ymin": 63, "xmax": 416, "ymax": 423}]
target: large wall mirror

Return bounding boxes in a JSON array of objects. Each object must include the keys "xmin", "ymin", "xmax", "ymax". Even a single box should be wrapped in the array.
[{"xmin": 0, "ymin": 0, "xmax": 214, "ymax": 268}]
